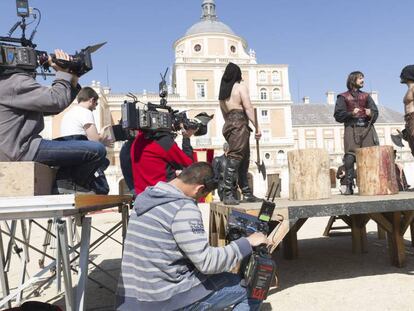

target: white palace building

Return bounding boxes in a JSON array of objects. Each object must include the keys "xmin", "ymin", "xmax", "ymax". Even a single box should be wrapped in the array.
[{"xmin": 45, "ymin": 0, "xmax": 412, "ymax": 197}]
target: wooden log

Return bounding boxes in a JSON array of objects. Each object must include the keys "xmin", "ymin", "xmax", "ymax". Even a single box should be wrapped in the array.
[
  {"xmin": 0, "ymin": 162, "xmax": 56, "ymax": 197},
  {"xmin": 355, "ymin": 145, "xmax": 398, "ymax": 195},
  {"xmin": 287, "ymin": 148, "xmax": 331, "ymax": 200}
]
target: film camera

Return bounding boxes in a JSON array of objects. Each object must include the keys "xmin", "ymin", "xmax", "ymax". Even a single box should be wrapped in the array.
[
  {"xmin": 0, "ymin": 0, "xmax": 105, "ymax": 77},
  {"xmin": 112, "ymin": 68, "xmax": 214, "ymax": 141},
  {"xmin": 226, "ymin": 184, "xmax": 279, "ymax": 301}
]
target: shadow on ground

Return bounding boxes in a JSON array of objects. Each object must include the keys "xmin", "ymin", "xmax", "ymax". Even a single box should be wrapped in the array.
[
  {"xmin": 50, "ymin": 258, "xmax": 122, "ymax": 311},
  {"xmin": 269, "ymin": 230, "xmax": 414, "ymax": 297}
]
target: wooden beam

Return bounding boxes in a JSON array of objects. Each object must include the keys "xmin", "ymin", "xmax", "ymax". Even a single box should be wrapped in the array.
[
  {"xmin": 411, "ymin": 221, "xmax": 414, "ymax": 247},
  {"xmin": 377, "ymin": 224, "xmax": 386, "ymax": 240},
  {"xmin": 387, "ymin": 212, "xmax": 406, "ymax": 268},
  {"xmin": 323, "ymin": 216, "xmax": 337, "ymax": 237},
  {"xmin": 368, "ymin": 213, "xmax": 392, "ymax": 233},
  {"xmin": 351, "ymin": 215, "xmax": 368, "ymax": 253},
  {"xmin": 401, "ymin": 211, "xmax": 414, "ymax": 234}
]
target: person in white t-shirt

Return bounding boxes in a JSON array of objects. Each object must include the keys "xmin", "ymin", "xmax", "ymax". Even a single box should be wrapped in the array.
[{"xmin": 61, "ymin": 87, "xmax": 113, "ymax": 147}]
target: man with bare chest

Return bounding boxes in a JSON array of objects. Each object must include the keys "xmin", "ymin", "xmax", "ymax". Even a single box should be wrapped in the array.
[
  {"xmin": 218, "ymin": 62, "xmax": 262, "ymax": 205},
  {"xmin": 400, "ymin": 65, "xmax": 414, "ymax": 156}
]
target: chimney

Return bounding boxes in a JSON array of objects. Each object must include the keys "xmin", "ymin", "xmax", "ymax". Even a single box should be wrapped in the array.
[
  {"xmin": 302, "ymin": 96, "xmax": 310, "ymax": 104},
  {"xmin": 326, "ymin": 91, "xmax": 335, "ymax": 105},
  {"xmin": 369, "ymin": 91, "xmax": 379, "ymax": 105}
]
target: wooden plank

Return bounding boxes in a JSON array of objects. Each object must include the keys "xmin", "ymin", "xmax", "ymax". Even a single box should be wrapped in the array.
[
  {"xmin": 268, "ymin": 219, "xmax": 290, "ymax": 253},
  {"xmin": 74, "ymin": 194, "xmax": 132, "ymax": 209}
]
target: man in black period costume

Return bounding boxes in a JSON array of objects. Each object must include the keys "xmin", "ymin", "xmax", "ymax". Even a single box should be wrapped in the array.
[
  {"xmin": 334, "ymin": 71, "xmax": 379, "ymax": 195},
  {"xmin": 400, "ymin": 65, "xmax": 414, "ymax": 157},
  {"xmin": 219, "ymin": 62, "xmax": 262, "ymax": 205}
]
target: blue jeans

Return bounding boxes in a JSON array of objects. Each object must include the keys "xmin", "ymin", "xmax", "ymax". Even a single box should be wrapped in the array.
[
  {"xmin": 33, "ymin": 139, "xmax": 107, "ymax": 187},
  {"xmin": 182, "ymin": 273, "xmax": 262, "ymax": 311}
]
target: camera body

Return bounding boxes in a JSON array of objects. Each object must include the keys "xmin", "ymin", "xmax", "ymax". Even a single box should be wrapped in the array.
[
  {"xmin": 0, "ymin": 0, "xmax": 104, "ymax": 77},
  {"xmin": 113, "ymin": 68, "xmax": 214, "ymax": 141},
  {"xmin": 226, "ymin": 200, "xmax": 277, "ymax": 301}
]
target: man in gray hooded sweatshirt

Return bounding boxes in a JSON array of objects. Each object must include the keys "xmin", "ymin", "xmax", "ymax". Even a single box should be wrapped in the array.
[{"xmin": 116, "ymin": 162, "xmax": 267, "ymax": 310}]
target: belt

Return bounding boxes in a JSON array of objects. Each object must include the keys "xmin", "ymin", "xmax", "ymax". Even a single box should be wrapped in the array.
[{"xmin": 347, "ymin": 118, "xmax": 368, "ymax": 127}]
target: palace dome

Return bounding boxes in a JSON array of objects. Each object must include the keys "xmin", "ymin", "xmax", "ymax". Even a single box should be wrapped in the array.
[{"xmin": 185, "ymin": 0, "xmax": 236, "ymax": 37}]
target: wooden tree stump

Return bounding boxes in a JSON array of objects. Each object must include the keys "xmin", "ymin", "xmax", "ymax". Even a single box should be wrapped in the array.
[
  {"xmin": 356, "ymin": 145, "xmax": 399, "ymax": 195},
  {"xmin": 288, "ymin": 148, "xmax": 331, "ymax": 200}
]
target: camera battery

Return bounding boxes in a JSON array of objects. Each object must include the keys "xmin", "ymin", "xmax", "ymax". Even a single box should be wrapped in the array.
[{"xmin": 244, "ymin": 252, "xmax": 276, "ymax": 301}]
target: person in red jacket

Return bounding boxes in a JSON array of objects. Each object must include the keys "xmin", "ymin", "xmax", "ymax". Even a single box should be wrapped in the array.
[{"xmin": 131, "ymin": 129, "xmax": 195, "ymax": 194}]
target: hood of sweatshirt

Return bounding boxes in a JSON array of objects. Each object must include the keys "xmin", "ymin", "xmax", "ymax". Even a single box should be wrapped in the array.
[{"xmin": 133, "ymin": 181, "xmax": 195, "ymax": 216}]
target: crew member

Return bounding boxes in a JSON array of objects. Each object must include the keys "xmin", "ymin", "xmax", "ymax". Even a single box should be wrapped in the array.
[
  {"xmin": 0, "ymin": 50, "xmax": 107, "ymax": 194},
  {"xmin": 58, "ymin": 87, "xmax": 113, "ymax": 194},
  {"xmin": 400, "ymin": 65, "xmax": 414, "ymax": 157},
  {"xmin": 130, "ymin": 128, "xmax": 195, "ymax": 195},
  {"xmin": 116, "ymin": 162, "xmax": 267, "ymax": 310},
  {"xmin": 60, "ymin": 87, "xmax": 114, "ymax": 147},
  {"xmin": 334, "ymin": 71, "xmax": 379, "ymax": 195},
  {"xmin": 219, "ymin": 62, "xmax": 262, "ymax": 205}
]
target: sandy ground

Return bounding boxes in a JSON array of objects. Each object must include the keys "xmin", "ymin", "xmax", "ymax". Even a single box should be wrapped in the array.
[{"xmin": 2, "ymin": 205, "xmax": 414, "ymax": 311}]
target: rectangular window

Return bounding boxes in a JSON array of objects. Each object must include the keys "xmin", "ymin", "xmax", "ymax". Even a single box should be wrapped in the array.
[
  {"xmin": 323, "ymin": 139, "xmax": 335, "ymax": 153},
  {"xmin": 260, "ymin": 109, "xmax": 270, "ymax": 123},
  {"xmin": 196, "ymin": 83, "xmax": 206, "ymax": 99}
]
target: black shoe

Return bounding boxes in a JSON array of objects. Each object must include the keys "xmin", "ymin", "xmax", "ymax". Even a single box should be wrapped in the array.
[{"xmin": 242, "ymin": 194, "xmax": 262, "ymax": 203}]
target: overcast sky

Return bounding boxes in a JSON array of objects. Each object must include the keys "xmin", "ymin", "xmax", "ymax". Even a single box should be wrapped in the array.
[{"xmin": 1, "ymin": 0, "xmax": 412, "ymax": 112}]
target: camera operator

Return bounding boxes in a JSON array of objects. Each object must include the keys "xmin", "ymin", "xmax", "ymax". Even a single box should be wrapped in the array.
[
  {"xmin": 0, "ymin": 49, "xmax": 107, "ymax": 194},
  {"xmin": 131, "ymin": 125, "xmax": 195, "ymax": 195},
  {"xmin": 116, "ymin": 162, "xmax": 267, "ymax": 310}
]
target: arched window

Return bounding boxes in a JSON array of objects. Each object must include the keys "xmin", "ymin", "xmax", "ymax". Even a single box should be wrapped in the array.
[
  {"xmin": 272, "ymin": 88, "xmax": 281, "ymax": 99},
  {"xmin": 276, "ymin": 150, "xmax": 286, "ymax": 166},
  {"xmin": 272, "ymin": 70, "xmax": 280, "ymax": 83},
  {"xmin": 259, "ymin": 71, "xmax": 266, "ymax": 82},
  {"xmin": 260, "ymin": 88, "xmax": 268, "ymax": 100}
]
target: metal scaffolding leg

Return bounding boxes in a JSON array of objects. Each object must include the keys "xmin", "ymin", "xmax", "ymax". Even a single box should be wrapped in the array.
[
  {"xmin": 16, "ymin": 220, "xmax": 31, "ymax": 304},
  {"xmin": 38, "ymin": 219, "xmax": 53, "ymax": 269},
  {"xmin": 0, "ymin": 224, "xmax": 11, "ymax": 309},
  {"xmin": 76, "ymin": 217, "xmax": 91, "ymax": 311},
  {"xmin": 57, "ymin": 220, "xmax": 74, "ymax": 311}
]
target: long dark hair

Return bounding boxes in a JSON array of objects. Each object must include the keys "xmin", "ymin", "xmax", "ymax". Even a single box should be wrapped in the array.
[{"xmin": 346, "ymin": 71, "xmax": 364, "ymax": 90}]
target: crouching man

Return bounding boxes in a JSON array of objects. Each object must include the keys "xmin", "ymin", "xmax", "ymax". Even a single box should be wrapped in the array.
[{"xmin": 116, "ymin": 162, "xmax": 268, "ymax": 310}]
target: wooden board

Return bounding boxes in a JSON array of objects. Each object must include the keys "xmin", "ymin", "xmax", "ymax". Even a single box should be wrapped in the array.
[
  {"xmin": 0, "ymin": 162, "xmax": 56, "ymax": 197},
  {"xmin": 74, "ymin": 194, "xmax": 133, "ymax": 209}
]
